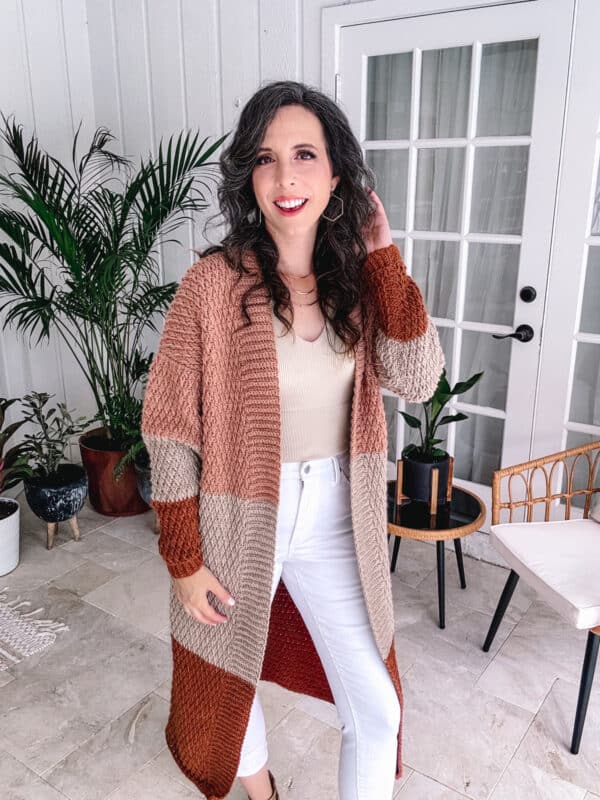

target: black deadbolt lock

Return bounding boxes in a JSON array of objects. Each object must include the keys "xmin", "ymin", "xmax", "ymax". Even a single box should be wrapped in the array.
[{"xmin": 520, "ymin": 286, "xmax": 537, "ymax": 303}]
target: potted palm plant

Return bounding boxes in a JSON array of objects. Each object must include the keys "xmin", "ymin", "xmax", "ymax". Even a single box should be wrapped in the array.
[
  {"xmin": 20, "ymin": 392, "xmax": 93, "ymax": 549},
  {"xmin": 0, "ymin": 397, "xmax": 33, "ymax": 575},
  {"xmin": 399, "ymin": 368, "xmax": 484, "ymax": 504},
  {"xmin": 0, "ymin": 115, "xmax": 227, "ymax": 515}
]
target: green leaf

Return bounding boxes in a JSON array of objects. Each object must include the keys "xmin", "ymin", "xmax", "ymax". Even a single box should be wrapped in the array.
[
  {"xmin": 452, "ymin": 371, "xmax": 484, "ymax": 395},
  {"xmin": 401, "ymin": 443, "xmax": 419, "ymax": 458},
  {"xmin": 431, "ymin": 448, "xmax": 449, "ymax": 459},
  {"xmin": 437, "ymin": 413, "xmax": 468, "ymax": 426},
  {"xmin": 399, "ymin": 411, "xmax": 422, "ymax": 429}
]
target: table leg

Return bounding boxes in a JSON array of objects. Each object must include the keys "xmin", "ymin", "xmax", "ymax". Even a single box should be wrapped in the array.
[
  {"xmin": 454, "ymin": 538, "xmax": 466, "ymax": 589},
  {"xmin": 390, "ymin": 535, "xmax": 401, "ymax": 573},
  {"xmin": 436, "ymin": 540, "xmax": 445, "ymax": 629}
]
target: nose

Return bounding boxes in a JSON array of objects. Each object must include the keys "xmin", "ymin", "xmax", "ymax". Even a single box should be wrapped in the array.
[{"xmin": 275, "ymin": 162, "xmax": 296, "ymax": 187}]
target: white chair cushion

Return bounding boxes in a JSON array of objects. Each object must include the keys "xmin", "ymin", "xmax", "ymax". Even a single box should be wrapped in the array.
[
  {"xmin": 491, "ymin": 518, "xmax": 600, "ymax": 629},
  {"xmin": 591, "ymin": 495, "xmax": 600, "ymax": 523}
]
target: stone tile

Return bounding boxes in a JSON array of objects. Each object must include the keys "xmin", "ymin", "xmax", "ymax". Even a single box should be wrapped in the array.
[
  {"xmin": 83, "ymin": 555, "xmax": 170, "ymax": 635},
  {"xmin": 0, "ymin": 748, "xmax": 67, "ymax": 799},
  {"xmin": 0, "ymin": 532, "xmax": 85, "ymax": 593},
  {"xmin": 401, "ymin": 658, "xmax": 532, "ymax": 799},
  {"xmin": 0, "ymin": 583, "xmax": 141, "ymax": 688},
  {"xmin": 395, "ymin": 771, "xmax": 468, "ymax": 798},
  {"xmin": 490, "ymin": 759, "xmax": 587, "ymax": 799},
  {"xmin": 50, "ymin": 559, "xmax": 117, "ymax": 596},
  {"xmin": 282, "ymin": 722, "xmax": 341, "ymax": 799},
  {"xmin": 151, "ymin": 747, "xmax": 201, "ymax": 796},
  {"xmin": 154, "ymin": 677, "xmax": 171, "ymax": 702},
  {"xmin": 393, "ymin": 634, "xmax": 425, "ymax": 676},
  {"xmin": 388, "ymin": 537, "xmax": 436, "ymax": 588},
  {"xmin": 101, "ymin": 510, "xmax": 159, "ymax": 554},
  {"xmin": 44, "ymin": 693, "xmax": 168, "ymax": 800},
  {"xmin": 477, "ymin": 601, "xmax": 593, "ymax": 713},
  {"xmin": 418, "ymin": 555, "xmax": 536, "ymax": 624},
  {"xmin": 0, "ymin": 634, "xmax": 169, "ymax": 775},
  {"xmin": 264, "ymin": 707, "xmax": 334, "ymax": 794},
  {"xmin": 155, "ymin": 625, "xmax": 171, "ymax": 643},
  {"xmin": 391, "ymin": 579, "xmax": 514, "ymax": 679},
  {"xmin": 59, "ymin": 528, "xmax": 156, "ymax": 574},
  {"xmin": 0, "ymin": 670, "xmax": 15, "ymax": 688},
  {"xmin": 294, "ymin": 692, "xmax": 340, "ymax": 730},
  {"xmin": 516, "ymin": 679, "xmax": 600, "ymax": 795},
  {"xmin": 104, "ymin": 760, "xmax": 198, "ymax": 799}
]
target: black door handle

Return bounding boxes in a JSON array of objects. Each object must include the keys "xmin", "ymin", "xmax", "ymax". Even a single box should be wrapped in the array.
[{"xmin": 492, "ymin": 324, "xmax": 534, "ymax": 343}]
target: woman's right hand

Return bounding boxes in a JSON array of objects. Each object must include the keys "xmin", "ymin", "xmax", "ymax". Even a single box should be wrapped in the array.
[{"xmin": 173, "ymin": 565, "xmax": 236, "ymax": 626}]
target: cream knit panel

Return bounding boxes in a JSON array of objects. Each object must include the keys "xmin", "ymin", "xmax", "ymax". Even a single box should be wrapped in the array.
[{"xmin": 373, "ymin": 321, "xmax": 445, "ymax": 402}]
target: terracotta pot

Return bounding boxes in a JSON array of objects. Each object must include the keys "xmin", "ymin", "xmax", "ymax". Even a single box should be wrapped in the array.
[{"xmin": 79, "ymin": 427, "xmax": 149, "ymax": 516}]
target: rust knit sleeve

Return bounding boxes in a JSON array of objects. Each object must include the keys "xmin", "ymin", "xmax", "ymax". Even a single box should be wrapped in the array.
[
  {"xmin": 141, "ymin": 266, "xmax": 204, "ymax": 579},
  {"xmin": 362, "ymin": 243, "xmax": 445, "ymax": 402}
]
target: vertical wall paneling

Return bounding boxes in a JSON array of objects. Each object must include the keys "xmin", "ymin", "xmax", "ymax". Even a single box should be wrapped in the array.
[{"xmin": 0, "ymin": 0, "xmax": 359, "ymax": 470}]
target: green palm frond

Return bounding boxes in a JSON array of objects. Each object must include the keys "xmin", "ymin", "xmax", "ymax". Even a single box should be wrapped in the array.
[{"xmin": 0, "ymin": 114, "xmax": 229, "ymax": 467}]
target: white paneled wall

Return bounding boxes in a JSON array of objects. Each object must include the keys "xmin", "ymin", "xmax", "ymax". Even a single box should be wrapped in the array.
[{"xmin": 0, "ymin": 0, "xmax": 358, "ymax": 467}]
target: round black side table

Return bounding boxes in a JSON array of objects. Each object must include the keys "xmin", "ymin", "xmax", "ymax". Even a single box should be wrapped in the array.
[{"xmin": 387, "ymin": 482, "xmax": 486, "ymax": 629}]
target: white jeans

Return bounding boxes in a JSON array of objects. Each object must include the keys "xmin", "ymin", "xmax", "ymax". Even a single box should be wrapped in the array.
[{"xmin": 236, "ymin": 450, "xmax": 401, "ymax": 800}]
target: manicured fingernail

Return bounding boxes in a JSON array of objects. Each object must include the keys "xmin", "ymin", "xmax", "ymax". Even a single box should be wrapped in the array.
[{"xmin": 228, "ymin": 597, "xmax": 235, "ymax": 606}]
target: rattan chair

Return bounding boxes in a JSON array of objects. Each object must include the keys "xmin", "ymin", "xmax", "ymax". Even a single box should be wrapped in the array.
[{"xmin": 482, "ymin": 440, "xmax": 600, "ymax": 754}]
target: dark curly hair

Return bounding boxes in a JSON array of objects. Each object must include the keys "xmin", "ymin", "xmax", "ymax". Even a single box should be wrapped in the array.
[{"xmin": 198, "ymin": 79, "xmax": 378, "ymax": 357}]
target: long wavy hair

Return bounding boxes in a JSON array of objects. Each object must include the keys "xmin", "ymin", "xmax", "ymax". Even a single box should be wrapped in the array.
[{"xmin": 198, "ymin": 80, "xmax": 378, "ymax": 357}]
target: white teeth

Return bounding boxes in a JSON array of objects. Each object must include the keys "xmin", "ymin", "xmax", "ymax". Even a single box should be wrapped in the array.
[{"xmin": 275, "ymin": 199, "xmax": 306, "ymax": 209}]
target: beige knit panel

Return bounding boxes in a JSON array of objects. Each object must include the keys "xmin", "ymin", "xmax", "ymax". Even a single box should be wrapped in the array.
[
  {"xmin": 169, "ymin": 491, "xmax": 278, "ymax": 685},
  {"xmin": 349, "ymin": 451, "xmax": 395, "ymax": 660},
  {"xmin": 373, "ymin": 320, "xmax": 445, "ymax": 402},
  {"xmin": 144, "ymin": 433, "xmax": 202, "ymax": 502}
]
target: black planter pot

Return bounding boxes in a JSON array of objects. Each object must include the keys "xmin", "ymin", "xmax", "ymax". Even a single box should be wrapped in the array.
[
  {"xmin": 133, "ymin": 448, "xmax": 152, "ymax": 506},
  {"xmin": 402, "ymin": 452, "xmax": 451, "ymax": 505},
  {"xmin": 23, "ymin": 463, "xmax": 88, "ymax": 523}
]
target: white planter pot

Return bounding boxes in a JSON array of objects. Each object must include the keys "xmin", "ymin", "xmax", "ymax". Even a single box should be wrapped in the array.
[{"xmin": 0, "ymin": 498, "xmax": 20, "ymax": 576}]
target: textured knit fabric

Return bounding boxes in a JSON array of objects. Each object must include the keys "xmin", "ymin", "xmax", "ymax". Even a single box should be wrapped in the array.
[
  {"xmin": 272, "ymin": 308, "xmax": 355, "ymax": 461},
  {"xmin": 141, "ymin": 242, "xmax": 445, "ymax": 800}
]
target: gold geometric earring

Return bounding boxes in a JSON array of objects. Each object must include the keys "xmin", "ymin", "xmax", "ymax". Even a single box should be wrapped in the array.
[{"xmin": 322, "ymin": 192, "xmax": 343, "ymax": 222}]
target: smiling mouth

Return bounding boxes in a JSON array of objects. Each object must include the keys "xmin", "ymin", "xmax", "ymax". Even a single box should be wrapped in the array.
[{"xmin": 273, "ymin": 199, "xmax": 308, "ymax": 215}]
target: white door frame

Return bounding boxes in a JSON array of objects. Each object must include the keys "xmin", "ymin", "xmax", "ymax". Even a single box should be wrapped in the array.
[{"xmin": 321, "ymin": 0, "xmax": 535, "ymax": 96}]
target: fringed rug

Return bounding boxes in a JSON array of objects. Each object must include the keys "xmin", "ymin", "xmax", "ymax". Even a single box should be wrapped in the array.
[{"xmin": 0, "ymin": 586, "xmax": 69, "ymax": 671}]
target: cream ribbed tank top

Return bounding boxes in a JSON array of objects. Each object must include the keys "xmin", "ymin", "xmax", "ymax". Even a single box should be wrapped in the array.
[{"xmin": 271, "ymin": 305, "xmax": 356, "ymax": 463}]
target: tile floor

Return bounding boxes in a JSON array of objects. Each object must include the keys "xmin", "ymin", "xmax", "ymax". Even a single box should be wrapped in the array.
[{"xmin": 0, "ymin": 497, "xmax": 598, "ymax": 799}]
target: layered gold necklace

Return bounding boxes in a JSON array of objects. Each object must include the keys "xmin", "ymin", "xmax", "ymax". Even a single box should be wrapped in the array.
[{"xmin": 278, "ymin": 268, "xmax": 319, "ymax": 307}]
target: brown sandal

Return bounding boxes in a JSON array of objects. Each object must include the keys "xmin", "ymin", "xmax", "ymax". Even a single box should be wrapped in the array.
[
  {"xmin": 267, "ymin": 769, "xmax": 279, "ymax": 799},
  {"xmin": 247, "ymin": 769, "xmax": 279, "ymax": 800}
]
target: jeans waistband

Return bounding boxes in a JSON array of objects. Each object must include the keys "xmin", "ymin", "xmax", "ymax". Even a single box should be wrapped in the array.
[{"xmin": 280, "ymin": 449, "xmax": 350, "ymax": 481}]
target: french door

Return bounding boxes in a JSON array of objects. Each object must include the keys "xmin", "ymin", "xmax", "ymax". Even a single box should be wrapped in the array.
[{"xmin": 338, "ymin": 0, "xmax": 574, "ymax": 519}]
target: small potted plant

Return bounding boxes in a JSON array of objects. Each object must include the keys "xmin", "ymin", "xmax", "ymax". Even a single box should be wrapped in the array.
[
  {"xmin": 0, "ymin": 397, "xmax": 34, "ymax": 575},
  {"xmin": 399, "ymin": 368, "xmax": 484, "ymax": 504},
  {"xmin": 20, "ymin": 392, "xmax": 94, "ymax": 550},
  {"xmin": 0, "ymin": 115, "xmax": 227, "ymax": 516}
]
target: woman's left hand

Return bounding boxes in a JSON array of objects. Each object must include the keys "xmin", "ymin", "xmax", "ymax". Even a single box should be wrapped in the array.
[{"xmin": 362, "ymin": 188, "xmax": 394, "ymax": 254}]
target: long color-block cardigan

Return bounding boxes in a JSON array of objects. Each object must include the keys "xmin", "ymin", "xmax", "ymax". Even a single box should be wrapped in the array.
[{"xmin": 141, "ymin": 243, "xmax": 445, "ymax": 800}]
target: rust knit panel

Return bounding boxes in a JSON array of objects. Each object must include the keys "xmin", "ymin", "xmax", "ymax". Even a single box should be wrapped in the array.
[
  {"xmin": 166, "ymin": 637, "xmax": 255, "ymax": 800},
  {"xmin": 153, "ymin": 496, "xmax": 203, "ymax": 577},
  {"xmin": 260, "ymin": 579, "xmax": 335, "ymax": 703},
  {"xmin": 141, "ymin": 266, "xmax": 204, "ymax": 578},
  {"xmin": 362, "ymin": 243, "xmax": 428, "ymax": 341}
]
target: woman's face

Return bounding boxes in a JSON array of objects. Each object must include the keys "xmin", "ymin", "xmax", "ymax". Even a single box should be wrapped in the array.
[{"xmin": 251, "ymin": 104, "xmax": 340, "ymax": 240}]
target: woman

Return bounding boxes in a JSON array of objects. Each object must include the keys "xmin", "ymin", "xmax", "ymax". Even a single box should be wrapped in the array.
[{"xmin": 141, "ymin": 80, "xmax": 444, "ymax": 800}]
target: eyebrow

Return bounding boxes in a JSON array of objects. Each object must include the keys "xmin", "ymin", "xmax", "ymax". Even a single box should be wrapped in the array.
[{"xmin": 256, "ymin": 143, "xmax": 317, "ymax": 153}]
